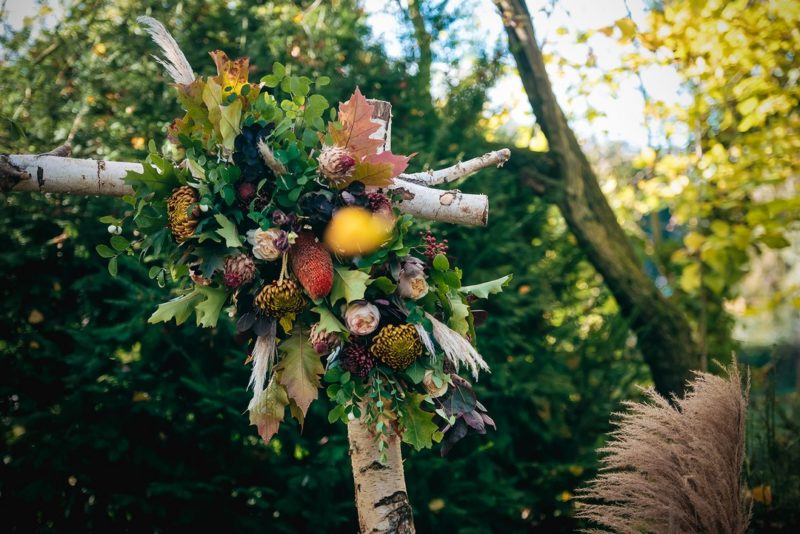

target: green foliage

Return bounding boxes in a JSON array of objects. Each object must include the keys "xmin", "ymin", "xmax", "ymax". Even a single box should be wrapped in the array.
[{"xmin": 8, "ymin": 0, "xmax": 791, "ymax": 532}]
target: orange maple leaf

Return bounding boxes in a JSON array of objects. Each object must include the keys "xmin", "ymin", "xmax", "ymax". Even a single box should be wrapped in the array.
[{"xmin": 328, "ymin": 87, "xmax": 385, "ymax": 158}]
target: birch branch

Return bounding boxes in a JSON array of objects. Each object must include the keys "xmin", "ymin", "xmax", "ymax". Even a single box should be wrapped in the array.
[
  {"xmin": 398, "ymin": 148, "xmax": 511, "ymax": 186},
  {"xmin": 387, "ymin": 178, "xmax": 488, "ymax": 226},
  {"xmin": 3, "ymin": 154, "xmax": 492, "ymax": 226}
]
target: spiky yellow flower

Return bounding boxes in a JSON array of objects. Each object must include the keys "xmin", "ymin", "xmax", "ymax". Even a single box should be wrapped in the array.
[
  {"xmin": 166, "ymin": 186, "xmax": 200, "ymax": 243},
  {"xmin": 255, "ymin": 279, "xmax": 305, "ymax": 317},
  {"xmin": 370, "ymin": 324, "xmax": 423, "ymax": 370}
]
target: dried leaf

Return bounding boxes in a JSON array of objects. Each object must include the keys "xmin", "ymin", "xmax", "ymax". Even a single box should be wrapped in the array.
[
  {"xmin": 328, "ymin": 87, "xmax": 383, "ymax": 158},
  {"xmin": 248, "ymin": 377, "xmax": 289, "ymax": 443},
  {"xmin": 275, "ymin": 326, "xmax": 324, "ymax": 416}
]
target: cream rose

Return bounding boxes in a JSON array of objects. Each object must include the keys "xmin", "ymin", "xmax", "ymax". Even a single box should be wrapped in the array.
[
  {"xmin": 397, "ymin": 268, "xmax": 429, "ymax": 300},
  {"xmin": 246, "ymin": 228, "xmax": 286, "ymax": 261},
  {"xmin": 344, "ymin": 301, "xmax": 381, "ymax": 336}
]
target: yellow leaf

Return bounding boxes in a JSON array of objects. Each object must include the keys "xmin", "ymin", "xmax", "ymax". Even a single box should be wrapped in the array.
[
  {"xmin": 751, "ymin": 485, "xmax": 773, "ymax": 505},
  {"xmin": 28, "ymin": 309, "xmax": 44, "ymax": 324},
  {"xmin": 615, "ymin": 18, "xmax": 637, "ymax": 40},
  {"xmin": 597, "ymin": 25, "xmax": 614, "ymax": 37},
  {"xmin": 684, "ymin": 231, "xmax": 705, "ymax": 253},
  {"xmin": 680, "ymin": 263, "xmax": 701, "ymax": 293}
]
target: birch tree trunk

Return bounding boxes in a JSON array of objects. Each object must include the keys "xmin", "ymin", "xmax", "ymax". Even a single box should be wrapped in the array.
[{"xmin": 345, "ymin": 101, "xmax": 416, "ymax": 534}]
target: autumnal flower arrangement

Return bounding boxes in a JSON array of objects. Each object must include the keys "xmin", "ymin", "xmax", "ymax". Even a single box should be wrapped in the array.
[{"xmin": 99, "ymin": 46, "xmax": 510, "ymax": 458}]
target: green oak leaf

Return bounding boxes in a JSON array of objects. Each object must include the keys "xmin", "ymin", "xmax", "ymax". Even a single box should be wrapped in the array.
[
  {"xmin": 330, "ymin": 267, "xmax": 371, "ymax": 304},
  {"xmin": 275, "ymin": 326, "xmax": 324, "ymax": 416},
  {"xmin": 311, "ymin": 306, "xmax": 347, "ymax": 334},
  {"xmin": 124, "ymin": 160, "xmax": 181, "ymax": 198},
  {"xmin": 447, "ymin": 293, "xmax": 470, "ymax": 335},
  {"xmin": 399, "ymin": 394, "xmax": 438, "ymax": 451},
  {"xmin": 194, "ymin": 286, "xmax": 228, "ymax": 328},
  {"xmin": 459, "ymin": 274, "xmax": 513, "ymax": 299},
  {"xmin": 248, "ymin": 376, "xmax": 289, "ymax": 443},
  {"xmin": 148, "ymin": 289, "xmax": 203, "ymax": 326},
  {"xmin": 213, "ymin": 213, "xmax": 243, "ymax": 248}
]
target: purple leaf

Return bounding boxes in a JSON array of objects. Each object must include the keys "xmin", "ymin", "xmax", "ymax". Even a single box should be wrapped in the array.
[
  {"xmin": 237, "ymin": 312, "xmax": 256, "ymax": 333},
  {"xmin": 440, "ymin": 418, "xmax": 469, "ymax": 457},
  {"xmin": 480, "ymin": 412, "xmax": 496, "ymax": 430},
  {"xmin": 442, "ymin": 377, "xmax": 477, "ymax": 417},
  {"xmin": 463, "ymin": 410, "xmax": 486, "ymax": 434}
]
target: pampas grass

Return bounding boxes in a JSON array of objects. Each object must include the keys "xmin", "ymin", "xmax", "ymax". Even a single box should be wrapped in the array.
[
  {"xmin": 576, "ymin": 364, "xmax": 750, "ymax": 533},
  {"xmin": 425, "ymin": 312, "xmax": 489, "ymax": 380},
  {"xmin": 248, "ymin": 321, "xmax": 277, "ymax": 396},
  {"xmin": 137, "ymin": 16, "xmax": 195, "ymax": 86}
]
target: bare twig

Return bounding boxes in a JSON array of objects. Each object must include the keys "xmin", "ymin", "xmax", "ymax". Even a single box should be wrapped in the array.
[{"xmin": 399, "ymin": 149, "xmax": 511, "ymax": 186}]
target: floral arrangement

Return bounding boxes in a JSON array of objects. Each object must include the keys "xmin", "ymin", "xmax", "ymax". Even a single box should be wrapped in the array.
[{"xmin": 98, "ymin": 19, "xmax": 511, "ymax": 459}]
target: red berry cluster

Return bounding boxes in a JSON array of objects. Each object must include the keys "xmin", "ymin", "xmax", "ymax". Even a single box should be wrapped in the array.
[{"xmin": 421, "ymin": 230, "xmax": 448, "ymax": 261}]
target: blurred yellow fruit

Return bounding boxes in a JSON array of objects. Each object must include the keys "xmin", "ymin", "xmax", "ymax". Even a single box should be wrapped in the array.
[{"xmin": 324, "ymin": 206, "xmax": 393, "ymax": 257}]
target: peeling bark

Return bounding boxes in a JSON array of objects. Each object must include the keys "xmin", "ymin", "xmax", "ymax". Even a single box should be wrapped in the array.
[{"xmin": 347, "ymin": 412, "xmax": 414, "ymax": 534}]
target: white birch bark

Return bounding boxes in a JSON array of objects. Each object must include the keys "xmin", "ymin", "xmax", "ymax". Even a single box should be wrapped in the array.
[
  {"xmin": 347, "ymin": 410, "xmax": 414, "ymax": 533},
  {"xmin": 344, "ymin": 101, "xmax": 416, "ymax": 534},
  {"xmin": 3, "ymin": 153, "xmax": 491, "ymax": 225}
]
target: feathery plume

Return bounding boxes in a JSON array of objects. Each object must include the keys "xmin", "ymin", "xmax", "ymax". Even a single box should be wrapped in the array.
[
  {"xmin": 425, "ymin": 312, "xmax": 489, "ymax": 380},
  {"xmin": 414, "ymin": 322, "xmax": 436, "ymax": 358},
  {"xmin": 137, "ymin": 16, "xmax": 195, "ymax": 85},
  {"xmin": 257, "ymin": 139, "xmax": 288, "ymax": 176},
  {"xmin": 248, "ymin": 321, "xmax": 277, "ymax": 395},
  {"xmin": 576, "ymin": 363, "xmax": 750, "ymax": 534}
]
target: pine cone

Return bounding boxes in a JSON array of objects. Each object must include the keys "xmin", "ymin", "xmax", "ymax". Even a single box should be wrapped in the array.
[
  {"xmin": 166, "ymin": 186, "xmax": 200, "ymax": 243},
  {"xmin": 223, "ymin": 254, "xmax": 257, "ymax": 288},
  {"xmin": 290, "ymin": 231, "xmax": 333, "ymax": 299},
  {"xmin": 254, "ymin": 279, "xmax": 306, "ymax": 317},
  {"xmin": 370, "ymin": 324, "xmax": 423, "ymax": 370},
  {"xmin": 340, "ymin": 344, "xmax": 375, "ymax": 379},
  {"xmin": 318, "ymin": 145, "xmax": 356, "ymax": 186}
]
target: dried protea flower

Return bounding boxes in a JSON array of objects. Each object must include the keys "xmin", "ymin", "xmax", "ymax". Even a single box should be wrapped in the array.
[
  {"xmin": 367, "ymin": 192, "xmax": 393, "ymax": 219},
  {"xmin": 223, "ymin": 254, "xmax": 257, "ymax": 288},
  {"xmin": 246, "ymin": 227, "xmax": 286, "ymax": 261},
  {"xmin": 166, "ymin": 186, "xmax": 200, "ymax": 243},
  {"xmin": 254, "ymin": 279, "xmax": 305, "ymax": 317},
  {"xmin": 340, "ymin": 344, "xmax": 375, "ymax": 379},
  {"xmin": 344, "ymin": 301, "xmax": 381, "ymax": 336},
  {"xmin": 289, "ymin": 232, "xmax": 334, "ymax": 299},
  {"xmin": 318, "ymin": 145, "xmax": 356, "ymax": 186},
  {"xmin": 370, "ymin": 324, "xmax": 423, "ymax": 370},
  {"xmin": 309, "ymin": 323, "xmax": 341, "ymax": 355}
]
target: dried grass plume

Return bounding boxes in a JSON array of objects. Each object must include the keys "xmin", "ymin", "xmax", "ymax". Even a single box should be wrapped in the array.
[
  {"xmin": 137, "ymin": 16, "xmax": 195, "ymax": 86},
  {"xmin": 576, "ymin": 364, "xmax": 750, "ymax": 533}
]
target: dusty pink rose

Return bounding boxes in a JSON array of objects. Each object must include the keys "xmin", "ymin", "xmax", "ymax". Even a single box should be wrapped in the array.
[{"xmin": 344, "ymin": 301, "xmax": 381, "ymax": 336}]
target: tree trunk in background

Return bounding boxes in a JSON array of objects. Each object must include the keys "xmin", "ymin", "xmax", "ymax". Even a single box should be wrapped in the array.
[
  {"xmin": 346, "ymin": 101, "xmax": 415, "ymax": 534},
  {"xmin": 493, "ymin": 0, "xmax": 701, "ymax": 397}
]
